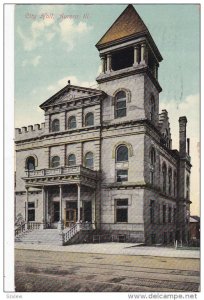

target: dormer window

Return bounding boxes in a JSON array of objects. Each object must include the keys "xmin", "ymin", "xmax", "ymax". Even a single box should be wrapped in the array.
[
  {"xmin": 115, "ymin": 91, "xmax": 127, "ymax": 118},
  {"xmin": 52, "ymin": 119, "xmax": 60, "ymax": 132}
]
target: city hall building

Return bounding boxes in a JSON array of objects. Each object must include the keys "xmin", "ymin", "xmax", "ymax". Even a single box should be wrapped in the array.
[{"xmin": 15, "ymin": 5, "xmax": 191, "ymax": 245}]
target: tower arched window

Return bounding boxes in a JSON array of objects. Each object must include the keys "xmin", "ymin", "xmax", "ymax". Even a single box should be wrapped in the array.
[
  {"xmin": 85, "ymin": 152, "xmax": 94, "ymax": 169},
  {"xmin": 150, "ymin": 147, "xmax": 156, "ymax": 166},
  {"xmin": 115, "ymin": 91, "xmax": 127, "ymax": 118},
  {"xmin": 68, "ymin": 116, "xmax": 76, "ymax": 129},
  {"xmin": 150, "ymin": 95, "xmax": 155, "ymax": 121},
  {"xmin": 26, "ymin": 156, "xmax": 35, "ymax": 171},
  {"xmin": 168, "ymin": 168, "xmax": 172, "ymax": 195},
  {"xmin": 51, "ymin": 156, "xmax": 60, "ymax": 168},
  {"xmin": 116, "ymin": 145, "xmax": 128, "ymax": 162},
  {"xmin": 162, "ymin": 163, "xmax": 167, "ymax": 193},
  {"xmin": 85, "ymin": 112, "xmax": 94, "ymax": 126},
  {"xmin": 68, "ymin": 154, "xmax": 76, "ymax": 166},
  {"xmin": 52, "ymin": 119, "xmax": 60, "ymax": 132}
]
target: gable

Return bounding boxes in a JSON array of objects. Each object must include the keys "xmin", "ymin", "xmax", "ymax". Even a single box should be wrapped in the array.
[{"xmin": 40, "ymin": 84, "xmax": 103, "ymax": 109}]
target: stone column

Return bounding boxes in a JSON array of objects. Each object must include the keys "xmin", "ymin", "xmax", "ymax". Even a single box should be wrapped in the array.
[
  {"xmin": 40, "ymin": 186, "xmax": 45, "ymax": 229},
  {"xmin": 106, "ymin": 54, "xmax": 112, "ymax": 72},
  {"xmin": 133, "ymin": 45, "xmax": 139, "ymax": 66},
  {"xmin": 25, "ymin": 187, "xmax": 29, "ymax": 229},
  {"xmin": 77, "ymin": 184, "xmax": 81, "ymax": 222},
  {"xmin": 141, "ymin": 43, "xmax": 146, "ymax": 65},
  {"xmin": 101, "ymin": 56, "xmax": 105, "ymax": 73},
  {"xmin": 58, "ymin": 185, "xmax": 64, "ymax": 230},
  {"xmin": 92, "ymin": 190, "xmax": 96, "ymax": 229}
]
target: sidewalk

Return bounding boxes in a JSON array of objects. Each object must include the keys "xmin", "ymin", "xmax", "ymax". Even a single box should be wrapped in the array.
[{"xmin": 15, "ymin": 242, "xmax": 200, "ymax": 259}]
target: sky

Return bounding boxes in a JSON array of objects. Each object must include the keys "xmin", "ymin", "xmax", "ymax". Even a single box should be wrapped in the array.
[{"xmin": 14, "ymin": 4, "xmax": 200, "ymax": 215}]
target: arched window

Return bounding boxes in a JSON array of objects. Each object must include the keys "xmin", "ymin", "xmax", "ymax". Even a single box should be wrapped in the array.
[
  {"xmin": 162, "ymin": 163, "xmax": 167, "ymax": 193},
  {"xmin": 26, "ymin": 156, "xmax": 35, "ymax": 171},
  {"xmin": 85, "ymin": 112, "xmax": 94, "ymax": 126},
  {"xmin": 68, "ymin": 116, "xmax": 76, "ymax": 129},
  {"xmin": 115, "ymin": 91, "xmax": 127, "ymax": 118},
  {"xmin": 150, "ymin": 147, "xmax": 156, "ymax": 165},
  {"xmin": 68, "ymin": 154, "xmax": 76, "ymax": 166},
  {"xmin": 150, "ymin": 95, "xmax": 155, "ymax": 121},
  {"xmin": 85, "ymin": 152, "xmax": 94, "ymax": 169},
  {"xmin": 116, "ymin": 145, "xmax": 128, "ymax": 162},
  {"xmin": 51, "ymin": 156, "xmax": 60, "ymax": 168},
  {"xmin": 52, "ymin": 119, "xmax": 60, "ymax": 132},
  {"xmin": 168, "ymin": 168, "xmax": 172, "ymax": 195}
]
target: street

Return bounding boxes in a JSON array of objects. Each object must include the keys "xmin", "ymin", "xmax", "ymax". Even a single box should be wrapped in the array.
[{"xmin": 15, "ymin": 248, "xmax": 200, "ymax": 292}]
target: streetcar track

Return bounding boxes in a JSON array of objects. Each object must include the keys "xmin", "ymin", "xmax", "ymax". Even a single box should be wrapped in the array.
[
  {"xmin": 16, "ymin": 270, "xmax": 197, "ymax": 292},
  {"xmin": 15, "ymin": 256, "xmax": 199, "ymax": 276},
  {"xmin": 15, "ymin": 264, "xmax": 200, "ymax": 286}
]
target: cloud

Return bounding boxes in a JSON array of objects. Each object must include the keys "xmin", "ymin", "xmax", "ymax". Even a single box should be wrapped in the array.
[
  {"xmin": 22, "ymin": 55, "xmax": 42, "ymax": 67},
  {"xmin": 47, "ymin": 75, "xmax": 97, "ymax": 94},
  {"xmin": 59, "ymin": 19, "xmax": 92, "ymax": 52},
  {"xmin": 17, "ymin": 14, "xmax": 92, "ymax": 53}
]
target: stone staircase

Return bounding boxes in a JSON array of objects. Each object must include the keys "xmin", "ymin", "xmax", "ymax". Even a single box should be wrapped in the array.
[{"xmin": 15, "ymin": 229, "xmax": 63, "ymax": 246}]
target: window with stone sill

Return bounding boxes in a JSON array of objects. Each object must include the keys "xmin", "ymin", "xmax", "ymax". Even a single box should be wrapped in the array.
[
  {"xmin": 116, "ymin": 169, "xmax": 128, "ymax": 182},
  {"xmin": 116, "ymin": 145, "xmax": 128, "ymax": 162},
  {"xmin": 85, "ymin": 112, "xmax": 94, "ymax": 126},
  {"xmin": 115, "ymin": 91, "xmax": 127, "ymax": 118},
  {"xmin": 68, "ymin": 154, "xmax": 76, "ymax": 166},
  {"xmin": 115, "ymin": 199, "xmax": 128, "ymax": 223},
  {"xmin": 28, "ymin": 202, "xmax": 35, "ymax": 222},
  {"xmin": 84, "ymin": 152, "xmax": 94, "ymax": 169},
  {"xmin": 26, "ymin": 156, "xmax": 35, "ymax": 171},
  {"xmin": 52, "ymin": 119, "xmax": 60, "ymax": 132},
  {"xmin": 68, "ymin": 116, "xmax": 77, "ymax": 129},
  {"xmin": 51, "ymin": 156, "xmax": 60, "ymax": 168}
]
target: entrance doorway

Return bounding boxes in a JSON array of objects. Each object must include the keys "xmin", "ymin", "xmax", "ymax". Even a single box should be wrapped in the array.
[
  {"xmin": 64, "ymin": 209, "xmax": 76, "ymax": 227},
  {"xmin": 53, "ymin": 202, "xmax": 60, "ymax": 222},
  {"xmin": 64, "ymin": 201, "xmax": 77, "ymax": 228}
]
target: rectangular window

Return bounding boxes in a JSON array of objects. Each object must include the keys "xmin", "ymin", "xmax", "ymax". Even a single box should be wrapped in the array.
[
  {"xmin": 116, "ymin": 169, "xmax": 128, "ymax": 182},
  {"xmin": 151, "ymin": 233, "xmax": 156, "ymax": 244},
  {"xmin": 28, "ymin": 202, "xmax": 35, "ymax": 222},
  {"xmin": 163, "ymin": 205, "xmax": 166, "ymax": 224},
  {"xmin": 150, "ymin": 200, "xmax": 155, "ymax": 224},
  {"xmin": 115, "ymin": 199, "xmax": 128, "ymax": 223},
  {"xmin": 116, "ymin": 101, "xmax": 126, "ymax": 118},
  {"xmin": 168, "ymin": 207, "xmax": 172, "ymax": 223}
]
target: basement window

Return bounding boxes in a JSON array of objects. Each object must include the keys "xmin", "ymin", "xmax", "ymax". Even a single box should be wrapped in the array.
[{"xmin": 112, "ymin": 47, "xmax": 134, "ymax": 71}]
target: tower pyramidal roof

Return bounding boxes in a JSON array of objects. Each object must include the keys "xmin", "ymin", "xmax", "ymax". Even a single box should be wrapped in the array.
[{"xmin": 96, "ymin": 4, "xmax": 149, "ymax": 48}]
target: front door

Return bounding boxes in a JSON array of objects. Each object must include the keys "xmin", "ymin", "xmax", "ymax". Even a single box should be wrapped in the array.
[
  {"xmin": 53, "ymin": 202, "xmax": 60, "ymax": 222},
  {"xmin": 64, "ymin": 208, "xmax": 76, "ymax": 228}
]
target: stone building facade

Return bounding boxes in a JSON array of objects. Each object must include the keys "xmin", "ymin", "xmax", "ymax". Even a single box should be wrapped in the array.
[{"xmin": 15, "ymin": 5, "xmax": 191, "ymax": 244}]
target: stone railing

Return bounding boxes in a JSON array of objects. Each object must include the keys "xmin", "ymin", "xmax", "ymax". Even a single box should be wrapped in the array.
[
  {"xmin": 27, "ymin": 222, "xmax": 42, "ymax": 230},
  {"xmin": 15, "ymin": 223, "xmax": 26, "ymax": 237},
  {"xmin": 62, "ymin": 222, "xmax": 95, "ymax": 244},
  {"xmin": 25, "ymin": 165, "xmax": 98, "ymax": 179}
]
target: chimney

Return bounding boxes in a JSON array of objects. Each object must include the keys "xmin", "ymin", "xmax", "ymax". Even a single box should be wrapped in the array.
[
  {"xmin": 179, "ymin": 116, "xmax": 187, "ymax": 157},
  {"xmin": 68, "ymin": 80, "xmax": 71, "ymax": 85}
]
